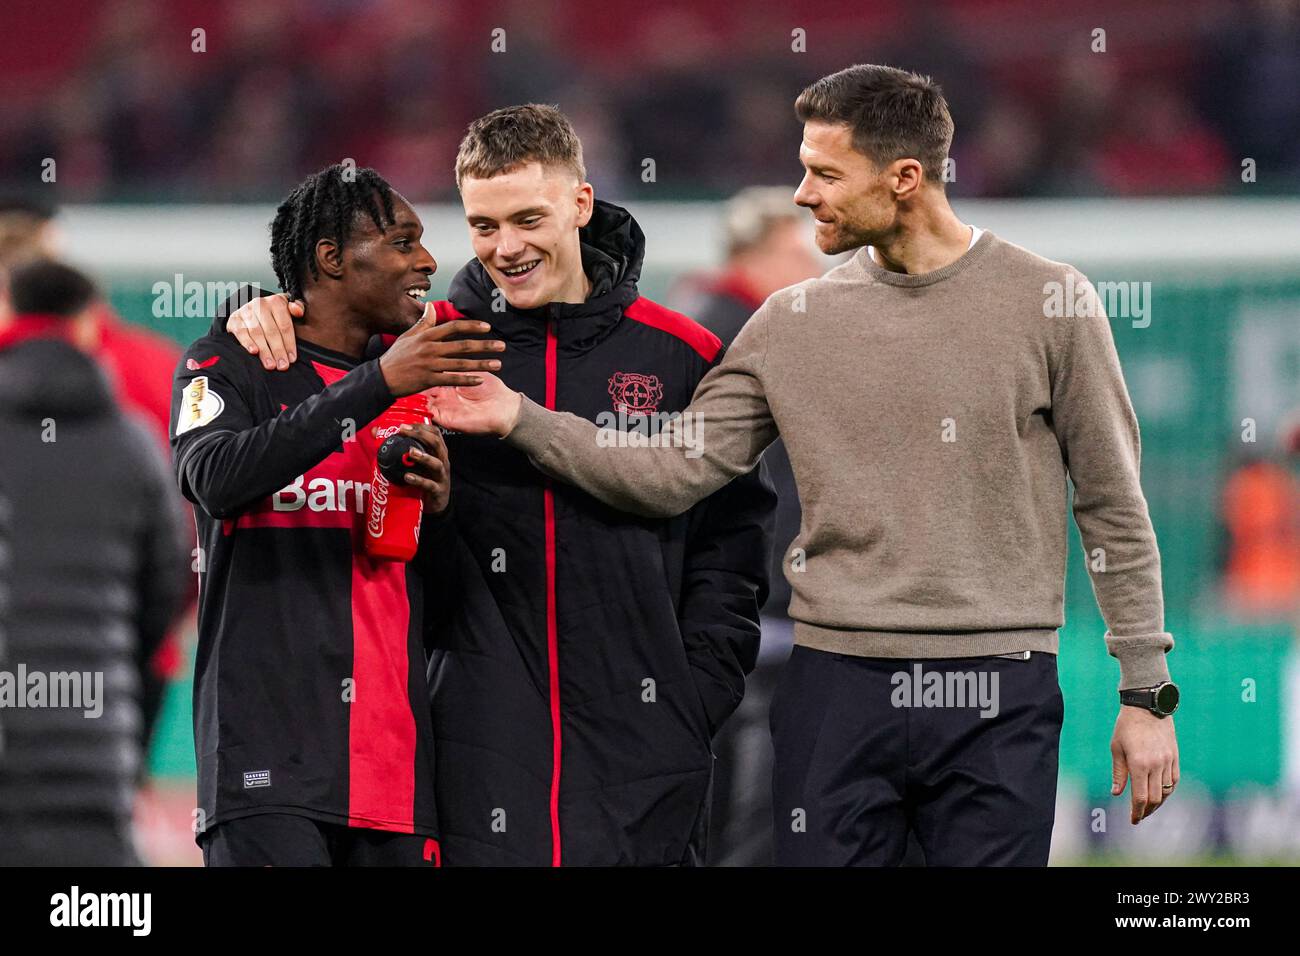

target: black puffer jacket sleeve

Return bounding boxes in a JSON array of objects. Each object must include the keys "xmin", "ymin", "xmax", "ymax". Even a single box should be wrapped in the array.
[{"xmin": 678, "ymin": 455, "xmax": 776, "ymax": 738}]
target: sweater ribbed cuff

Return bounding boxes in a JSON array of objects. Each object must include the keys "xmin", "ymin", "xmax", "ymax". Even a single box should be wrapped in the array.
[
  {"xmin": 505, "ymin": 393, "xmax": 554, "ymax": 454},
  {"xmin": 1106, "ymin": 631, "xmax": 1174, "ymax": 690}
]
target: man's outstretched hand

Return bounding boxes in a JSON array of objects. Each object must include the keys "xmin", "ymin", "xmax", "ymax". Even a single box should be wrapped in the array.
[
  {"xmin": 426, "ymin": 373, "xmax": 522, "ymax": 438},
  {"xmin": 227, "ymin": 293, "xmax": 301, "ymax": 370}
]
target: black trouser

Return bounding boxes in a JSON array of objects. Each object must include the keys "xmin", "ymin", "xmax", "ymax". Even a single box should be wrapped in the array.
[
  {"xmin": 770, "ymin": 646, "xmax": 1063, "ymax": 866},
  {"xmin": 200, "ymin": 813, "xmax": 440, "ymax": 867}
]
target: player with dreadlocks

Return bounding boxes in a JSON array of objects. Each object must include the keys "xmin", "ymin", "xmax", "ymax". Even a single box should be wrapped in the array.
[{"xmin": 171, "ymin": 164, "xmax": 505, "ymax": 866}]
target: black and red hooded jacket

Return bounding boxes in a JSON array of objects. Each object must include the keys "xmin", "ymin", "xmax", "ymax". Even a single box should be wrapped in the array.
[{"xmin": 426, "ymin": 200, "xmax": 775, "ymax": 865}]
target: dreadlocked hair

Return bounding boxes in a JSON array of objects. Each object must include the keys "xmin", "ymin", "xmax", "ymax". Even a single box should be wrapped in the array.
[{"xmin": 269, "ymin": 165, "xmax": 397, "ymax": 300}]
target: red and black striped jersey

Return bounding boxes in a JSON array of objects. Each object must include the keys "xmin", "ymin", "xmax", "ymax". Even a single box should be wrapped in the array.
[{"xmin": 170, "ymin": 333, "xmax": 440, "ymax": 841}]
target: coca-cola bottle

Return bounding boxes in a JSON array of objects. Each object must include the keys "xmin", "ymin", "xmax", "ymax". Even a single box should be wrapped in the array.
[{"xmin": 364, "ymin": 394, "xmax": 429, "ymax": 561}]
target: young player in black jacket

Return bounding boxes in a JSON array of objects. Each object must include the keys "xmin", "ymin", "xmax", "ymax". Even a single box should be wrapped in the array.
[{"xmin": 173, "ymin": 166, "xmax": 504, "ymax": 866}]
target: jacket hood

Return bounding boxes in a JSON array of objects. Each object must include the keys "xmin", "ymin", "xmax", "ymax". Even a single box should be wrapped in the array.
[
  {"xmin": 0, "ymin": 337, "xmax": 116, "ymax": 420},
  {"xmin": 447, "ymin": 199, "xmax": 646, "ymax": 353}
]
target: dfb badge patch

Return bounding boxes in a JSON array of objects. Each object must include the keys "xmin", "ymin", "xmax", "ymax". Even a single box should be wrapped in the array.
[{"xmin": 176, "ymin": 375, "xmax": 225, "ymax": 435}]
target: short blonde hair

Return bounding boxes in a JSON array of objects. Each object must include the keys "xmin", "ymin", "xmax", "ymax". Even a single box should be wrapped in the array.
[{"xmin": 455, "ymin": 104, "xmax": 586, "ymax": 189}]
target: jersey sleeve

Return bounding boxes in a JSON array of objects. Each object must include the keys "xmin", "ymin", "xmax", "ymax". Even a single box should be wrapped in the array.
[{"xmin": 170, "ymin": 337, "xmax": 395, "ymax": 519}]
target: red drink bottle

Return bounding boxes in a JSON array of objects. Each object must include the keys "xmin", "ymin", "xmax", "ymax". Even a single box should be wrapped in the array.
[{"xmin": 365, "ymin": 395, "xmax": 428, "ymax": 561}]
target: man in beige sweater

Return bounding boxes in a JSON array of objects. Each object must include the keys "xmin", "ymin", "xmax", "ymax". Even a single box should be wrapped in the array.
[{"xmin": 427, "ymin": 64, "xmax": 1180, "ymax": 866}]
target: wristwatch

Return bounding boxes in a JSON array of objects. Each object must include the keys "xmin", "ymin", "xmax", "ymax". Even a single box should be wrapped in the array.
[{"xmin": 1119, "ymin": 681, "xmax": 1179, "ymax": 718}]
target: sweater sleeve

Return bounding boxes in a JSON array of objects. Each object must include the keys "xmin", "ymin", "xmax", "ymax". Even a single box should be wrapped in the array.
[
  {"xmin": 1050, "ymin": 271, "xmax": 1173, "ymax": 690},
  {"xmin": 506, "ymin": 301, "xmax": 779, "ymax": 518}
]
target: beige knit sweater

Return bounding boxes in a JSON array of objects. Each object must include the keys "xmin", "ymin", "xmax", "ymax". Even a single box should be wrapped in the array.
[{"xmin": 506, "ymin": 232, "xmax": 1173, "ymax": 690}]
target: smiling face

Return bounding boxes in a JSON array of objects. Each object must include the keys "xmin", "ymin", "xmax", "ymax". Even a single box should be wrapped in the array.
[
  {"xmin": 793, "ymin": 120, "xmax": 905, "ymax": 255},
  {"xmin": 460, "ymin": 161, "xmax": 594, "ymax": 310},
  {"xmin": 332, "ymin": 194, "xmax": 436, "ymax": 335}
]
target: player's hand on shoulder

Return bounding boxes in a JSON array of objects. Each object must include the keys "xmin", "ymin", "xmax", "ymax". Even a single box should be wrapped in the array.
[{"xmin": 226, "ymin": 293, "xmax": 303, "ymax": 371}]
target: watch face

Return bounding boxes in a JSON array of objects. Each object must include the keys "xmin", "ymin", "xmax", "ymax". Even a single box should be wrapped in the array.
[{"xmin": 1155, "ymin": 683, "xmax": 1180, "ymax": 715}]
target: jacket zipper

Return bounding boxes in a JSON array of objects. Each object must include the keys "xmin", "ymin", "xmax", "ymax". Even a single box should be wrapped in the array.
[{"xmin": 543, "ymin": 313, "xmax": 562, "ymax": 866}]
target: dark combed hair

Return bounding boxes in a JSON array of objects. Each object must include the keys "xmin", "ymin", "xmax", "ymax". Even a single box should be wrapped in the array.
[
  {"xmin": 795, "ymin": 64, "xmax": 954, "ymax": 186},
  {"xmin": 8, "ymin": 258, "xmax": 97, "ymax": 317},
  {"xmin": 269, "ymin": 164, "xmax": 396, "ymax": 300},
  {"xmin": 455, "ymin": 104, "xmax": 585, "ymax": 188}
]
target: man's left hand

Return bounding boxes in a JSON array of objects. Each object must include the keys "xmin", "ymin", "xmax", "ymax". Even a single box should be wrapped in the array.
[
  {"xmin": 1111, "ymin": 706, "xmax": 1179, "ymax": 824},
  {"xmin": 397, "ymin": 422, "xmax": 451, "ymax": 516}
]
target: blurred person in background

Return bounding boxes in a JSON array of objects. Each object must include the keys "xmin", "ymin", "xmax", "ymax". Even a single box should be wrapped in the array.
[
  {"xmin": 691, "ymin": 188, "xmax": 822, "ymax": 863},
  {"xmin": 0, "ymin": 199, "xmax": 61, "ymax": 280},
  {"xmin": 0, "ymin": 259, "xmax": 188, "ymax": 865},
  {"xmin": 1218, "ymin": 413, "xmax": 1300, "ymax": 620},
  {"xmin": 0, "ymin": 201, "xmax": 55, "ymax": 781},
  {"xmin": 1219, "ymin": 450, "xmax": 1300, "ymax": 618},
  {"xmin": 0, "ymin": 197, "xmax": 183, "ymax": 450},
  {"xmin": 693, "ymin": 187, "xmax": 826, "ymax": 345},
  {"xmin": 0, "ymin": 197, "xmax": 192, "ymax": 734}
]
